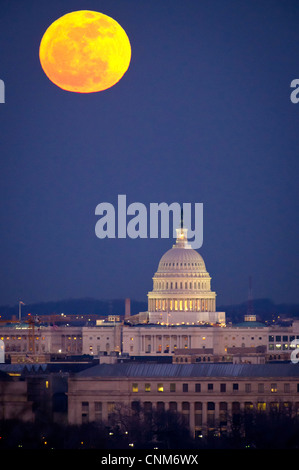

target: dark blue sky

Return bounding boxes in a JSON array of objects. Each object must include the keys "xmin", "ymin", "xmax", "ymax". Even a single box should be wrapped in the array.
[{"xmin": 0, "ymin": 0, "xmax": 298, "ymax": 308}]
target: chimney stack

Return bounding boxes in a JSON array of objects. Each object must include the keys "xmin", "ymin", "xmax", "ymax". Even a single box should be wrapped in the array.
[{"xmin": 125, "ymin": 298, "xmax": 131, "ymax": 319}]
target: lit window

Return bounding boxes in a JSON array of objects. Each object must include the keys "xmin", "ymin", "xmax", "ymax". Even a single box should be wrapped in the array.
[
  {"xmin": 257, "ymin": 402, "xmax": 266, "ymax": 412},
  {"xmin": 245, "ymin": 402, "xmax": 253, "ymax": 413},
  {"xmin": 271, "ymin": 383, "xmax": 277, "ymax": 393},
  {"xmin": 270, "ymin": 402, "xmax": 279, "ymax": 413},
  {"xmin": 145, "ymin": 383, "xmax": 151, "ymax": 392},
  {"xmin": 132, "ymin": 383, "xmax": 138, "ymax": 393},
  {"xmin": 157, "ymin": 383, "xmax": 164, "ymax": 392}
]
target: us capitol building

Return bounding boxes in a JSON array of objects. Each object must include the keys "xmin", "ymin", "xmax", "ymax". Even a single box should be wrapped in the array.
[{"xmin": 147, "ymin": 225, "xmax": 223, "ymax": 325}]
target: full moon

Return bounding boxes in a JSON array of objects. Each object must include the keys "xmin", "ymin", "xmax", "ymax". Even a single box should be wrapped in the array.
[{"xmin": 39, "ymin": 10, "xmax": 131, "ymax": 93}]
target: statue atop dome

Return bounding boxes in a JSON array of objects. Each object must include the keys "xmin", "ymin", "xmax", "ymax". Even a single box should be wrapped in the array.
[{"xmin": 173, "ymin": 208, "xmax": 191, "ymax": 249}]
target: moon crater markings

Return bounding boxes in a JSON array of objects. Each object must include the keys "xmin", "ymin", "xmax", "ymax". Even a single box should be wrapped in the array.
[{"xmin": 39, "ymin": 10, "xmax": 131, "ymax": 93}]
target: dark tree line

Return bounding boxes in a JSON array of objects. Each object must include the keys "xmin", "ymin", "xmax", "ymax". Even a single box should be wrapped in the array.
[
  {"xmin": 0, "ymin": 411, "xmax": 299, "ymax": 450},
  {"xmin": 1, "ymin": 406, "xmax": 299, "ymax": 449}
]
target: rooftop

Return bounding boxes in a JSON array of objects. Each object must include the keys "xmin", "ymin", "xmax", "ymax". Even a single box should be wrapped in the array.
[
  {"xmin": 75, "ymin": 362, "xmax": 299, "ymax": 378},
  {"xmin": 231, "ymin": 321, "xmax": 266, "ymax": 328}
]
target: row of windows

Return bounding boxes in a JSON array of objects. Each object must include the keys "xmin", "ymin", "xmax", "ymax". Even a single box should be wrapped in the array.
[
  {"xmin": 81, "ymin": 400, "xmax": 299, "ymax": 428},
  {"xmin": 131, "ymin": 382, "xmax": 299, "ymax": 394},
  {"xmin": 0, "ymin": 336, "xmax": 46, "ymax": 341},
  {"xmin": 153, "ymin": 299, "xmax": 212, "ymax": 312},
  {"xmin": 82, "ymin": 400, "xmax": 299, "ymax": 413},
  {"xmin": 269, "ymin": 344, "xmax": 298, "ymax": 351},
  {"xmin": 174, "ymin": 356, "xmax": 212, "ymax": 362},
  {"xmin": 5, "ymin": 344, "xmax": 47, "ymax": 352},
  {"xmin": 0, "ymin": 336, "xmax": 81, "ymax": 341},
  {"xmin": 269, "ymin": 335, "xmax": 299, "ymax": 342},
  {"xmin": 161, "ymin": 262, "xmax": 202, "ymax": 267},
  {"xmin": 154, "ymin": 280, "xmax": 209, "ymax": 290}
]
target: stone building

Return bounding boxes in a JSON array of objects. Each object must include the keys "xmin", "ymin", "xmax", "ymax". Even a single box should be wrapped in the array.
[
  {"xmin": 0, "ymin": 323, "xmax": 82, "ymax": 362},
  {"xmin": 122, "ymin": 320, "xmax": 299, "ymax": 362},
  {"xmin": 68, "ymin": 362, "xmax": 299, "ymax": 437},
  {"xmin": 82, "ymin": 321, "xmax": 122, "ymax": 356}
]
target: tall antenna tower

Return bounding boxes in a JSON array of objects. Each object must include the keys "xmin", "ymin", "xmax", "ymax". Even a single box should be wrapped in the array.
[{"xmin": 246, "ymin": 276, "xmax": 256, "ymax": 321}]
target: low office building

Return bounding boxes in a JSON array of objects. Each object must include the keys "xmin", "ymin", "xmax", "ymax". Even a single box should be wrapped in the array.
[{"xmin": 68, "ymin": 362, "xmax": 299, "ymax": 437}]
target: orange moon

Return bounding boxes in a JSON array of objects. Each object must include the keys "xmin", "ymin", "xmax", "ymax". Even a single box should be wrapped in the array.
[{"xmin": 39, "ymin": 10, "xmax": 131, "ymax": 93}]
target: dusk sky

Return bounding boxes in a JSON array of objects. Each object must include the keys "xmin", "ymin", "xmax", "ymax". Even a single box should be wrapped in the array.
[{"xmin": 0, "ymin": 0, "xmax": 298, "ymax": 309}]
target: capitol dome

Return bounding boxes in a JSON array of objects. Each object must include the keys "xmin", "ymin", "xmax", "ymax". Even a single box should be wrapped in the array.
[
  {"xmin": 157, "ymin": 246, "xmax": 207, "ymax": 274},
  {"xmin": 147, "ymin": 226, "xmax": 225, "ymax": 325},
  {"xmin": 156, "ymin": 225, "xmax": 207, "ymax": 273}
]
